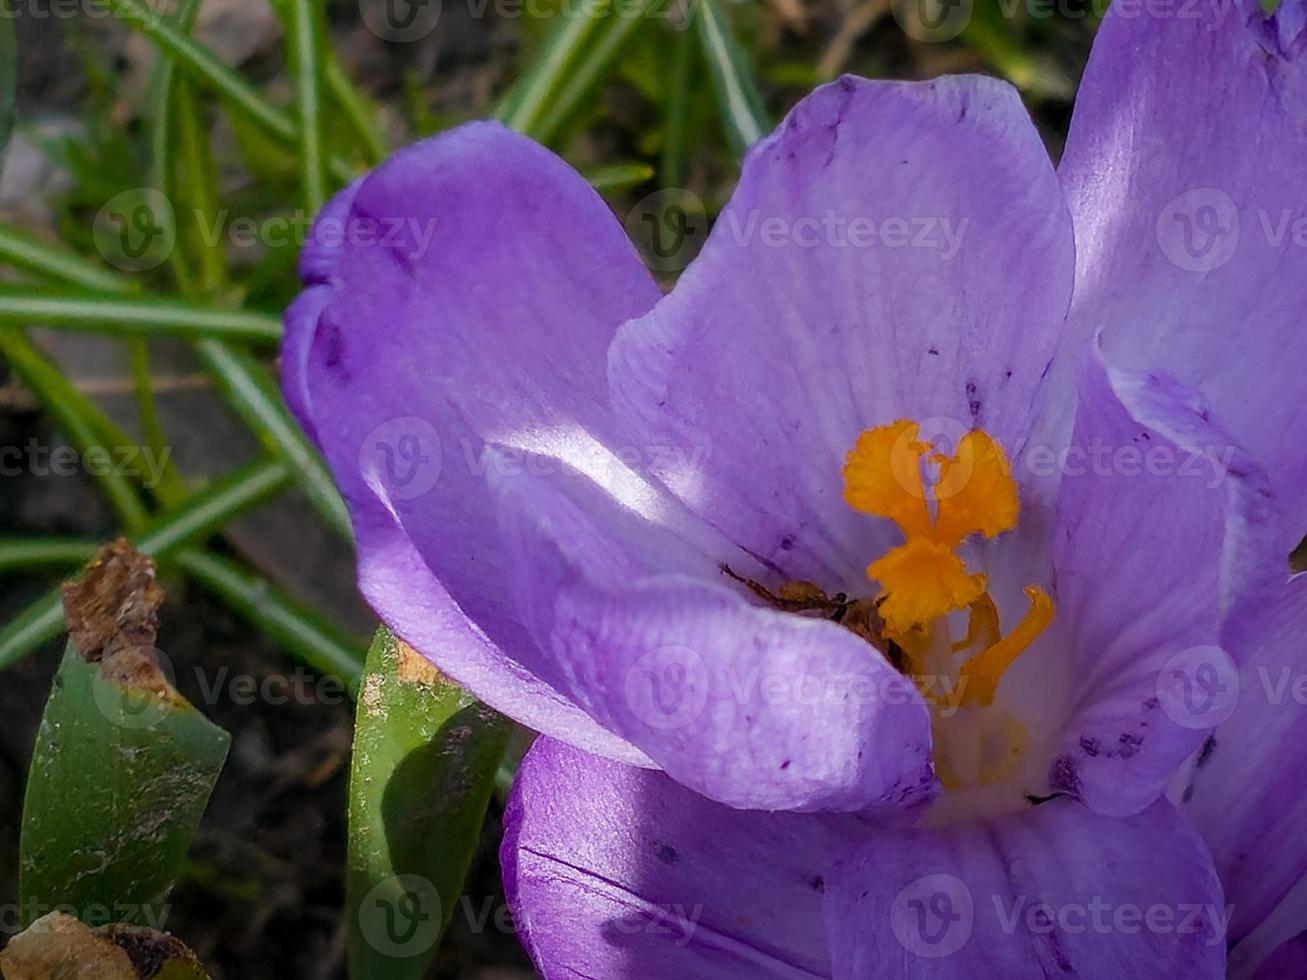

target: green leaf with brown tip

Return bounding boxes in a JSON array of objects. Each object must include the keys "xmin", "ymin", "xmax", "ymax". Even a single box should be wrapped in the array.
[
  {"xmin": 18, "ymin": 544, "xmax": 231, "ymax": 929},
  {"xmin": 347, "ymin": 628, "xmax": 512, "ymax": 980}
]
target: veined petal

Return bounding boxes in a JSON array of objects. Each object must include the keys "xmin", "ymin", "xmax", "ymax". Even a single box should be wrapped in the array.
[
  {"xmin": 1178, "ymin": 575, "xmax": 1307, "ymax": 942},
  {"xmin": 282, "ymin": 121, "xmax": 663, "ymax": 758},
  {"xmin": 1047, "ymin": 346, "xmax": 1279, "ymax": 817},
  {"xmin": 823, "ymin": 799, "xmax": 1226, "ymax": 979},
  {"xmin": 1055, "ymin": 0, "xmax": 1307, "ymax": 555},
  {"xmin": 609, "ymin": 74, "xmax": 1075, "ymax": 590},
  {"xmin": 491, "ymin": 455, "xmax": 938, "ymax": 814},
  {"xmin": 504, "ymin": 738, "xmax": 865, "ymax": 979}
]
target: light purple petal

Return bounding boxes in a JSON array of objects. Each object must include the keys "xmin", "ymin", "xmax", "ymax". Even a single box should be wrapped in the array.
[
  {"xmin": 609, "ymin": 74, "xmax": 1074, "ymax": 590},
  {"xmin": 1057, "ymin": 0, "xmax": 1307, "ymax": 555},
  {"xmin": 283, "ymin": 121, "xmax": 663, "ymax": 758},
  {"xmin": 503, "ymin": 737, "xmax": 866, "ymax": 979},
  {"xmin": 824, "ymin": 799, "xmax": 1226, "ymax": 979},
  {"xmin": 349, "ymin": 486, "xmax": 650, "ymax": 765},
  {"xmin": 1048, "ymin": 346, "xmax": 1278, "ymax": 816},
  {"xmin": 490, "ymin": 455, "xmax": 937, "ymax": 813},
  {"xmin": 1178, "ymin": 575, "xmax": 1307, "ymax": 941}
]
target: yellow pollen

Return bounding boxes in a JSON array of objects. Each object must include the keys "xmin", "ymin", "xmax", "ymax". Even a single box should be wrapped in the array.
[{"xmin": 843, "ymin": 420, "xmax": 1053, "ymax": 710}]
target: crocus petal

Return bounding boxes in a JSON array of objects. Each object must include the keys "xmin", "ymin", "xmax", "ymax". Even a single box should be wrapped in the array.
[
  {"xmin": 1254, "ymin": 935, "xmax": 1307, "ymax": 980},
  {"xmin": 824, "ymin": 798, "xmax": 1226, "ymax": 979},
  {"xmin": 608, "ymin": 74, "xmax": 1074, "ymax": 588},
  {"xmin": 281, "ymin": 175, "xmax": 363, "ymax": 439},
  {"xmin": 503, "ymin": 738, "xmax": 864, "ymax": 979},
  {"xmin": 1048, "ymin": 346, "xmax": 1277, "ymax": 817},
  {"xmin": 1057, "ymin": 0, "xmax": 1307, "ymax": 554},
  {"xmin": 1229, "ymin": 873, "xmax": 1307, "ymax": 980},
  {"xmin": 491, "ymin": 454, "xmax": 937, "ymax": 813},
  {"xmin": 283, "ymin": 121, "xmax": 664, "ymax": 758},
  {"xmin": 1178, "ymin": 575, "xmax": 1307, "ymax": 941}
]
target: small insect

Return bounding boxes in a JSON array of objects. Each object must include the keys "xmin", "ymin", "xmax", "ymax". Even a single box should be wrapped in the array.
[{"xmin": 719, "ymin": 563, "xmax": 906, "ymax": 671}]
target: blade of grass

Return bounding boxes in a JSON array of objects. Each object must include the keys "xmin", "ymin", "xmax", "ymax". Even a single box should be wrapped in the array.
[
  {"xmin": 289, "ymin": 0, "xmax": 329, "ymax": 213},
  {"xmin": 173, "ymin": 549, "xmax": 363, "ymax": 689},
  {"xmin": 325, "ymin": 56, "xmax": 386, "ymax": 167},
  {"xmin": 694, "ymin": 0, "xmax": 769, "ymax": 158},
  {"xmin": 0, "ymin": 225, "xmax": 140, "ymax": 294},
  {"xmin": 3, "ymin": 326, "xmax": 355, "ymax": 675},
  {"xmin": 174, "ymin": 80, "xmax": 229, "ymax": 293},
  {"xmin": 494, "ymin": 0, "xmax": 612, "ymax": 137},
  {"xmin": 193, "ymin": 339, "xmax": 352, "ymax": 540},
  {"xmin": 0, "ymin": 228, "xmax": 349, "ymax": 539},
  {"xmin": 163, "ymin": 50, "xmax": 350, "ymax": 540},
  {"xmin": 0, "ymin": 328, "xmax": 152, "ymax": 529},
  {"xmin": 92, "ymin": 0, "xmax": 355, "ymax": 183},
  {"xmin": 128, "ymin": 338, "xmax": 183, "ymax": 501},
  {"xmin": 146, "ymin": 0, "xmax": 204, "ymax": 293},
  {"xmin": 0, "ymin": 288, "xmax": 283, "ymax": 343},
  {"xmin": 0, "ymin": 458, "xmax": 293, "ymax": 671},
  {"xmin": 0, "ymin": 538, "xmax": 100, "ymax": 573},
  {"xmin": 528, "ymin": 0, "xmax": 663, "ymax": 146},
  {"xmin": 582, "ymin": 161, "xmax": 655, "ymax": 193},
  {"xmin": 661, "ymin": 23, "xmax": 694, "ymax": 188}
]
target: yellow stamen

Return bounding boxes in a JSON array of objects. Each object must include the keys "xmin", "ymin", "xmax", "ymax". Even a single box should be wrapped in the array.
[
  {"xmin": 843, "ymin": 420, "xmax": 1053, "ymax": 712},
  {"xmin": 958, "ymin": 586, "xmax": 1054, "ymax": 707},
  {"xmin": 951, "ymin": 593, "xmax": 1001, "ymax": 654}
]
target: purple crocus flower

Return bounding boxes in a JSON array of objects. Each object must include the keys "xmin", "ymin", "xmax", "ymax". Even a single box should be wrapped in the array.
[{"xmin": 284, "ymin": 1, "xmax": 1307, "ymax": 976}]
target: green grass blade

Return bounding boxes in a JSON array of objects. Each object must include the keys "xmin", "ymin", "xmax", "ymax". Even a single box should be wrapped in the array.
[
  {"xmin": 0, "ymin": 224, "xmax": 139, "ymax": 294},
  {"xmin": 582, "ymin": 161, "xmax": 655, "ymax": 192},
  {"xmin": 92, "ymin": 0, "xmax": 354, "ymax": 183},
  {"xmin": 98, "ymin": 0, "xmax": 295, "ymax": 141},
  {"xmin": 0, "ymin": 288, "xmax": 283, "ymax": 343},
  {"xmin": 289, "ymin": 0, "xmax": 329, "ymax": 213},
  {"xmin": 0, "ymin": 328, "xmax": 152, "ymax": 529},
  {"xmin": 694, "ymin": 0, "xmax": 769, "ymax": 158},
  {"xmin": 20, "ymin": 632, "xmax": 230, "ymax": 927},
  {"xmin": 0, "ymin": 229, "xmax": 349, "ymax": 540},
  {"xmin": 494, "ymin": 1, "xmax": 611, "ymax": 138},
  {"xmin": 529, "ymin": 0, "xmax": 663, "ymax": 145},
  {"xmin": 661, "ymin": 23, "xmax": 695, "ymax": 188},
  {"xmin": 0, "ymin": 538, "xmax": 100, "ymax": 573},
  {"xmin": 174, "ymin": 80, "xmax": 230, "ymax": 293},
  {"xmin": 325, "ymin": 56, "xmax": 387, "ymax": 166},
  {"xmin": 173, "ymin": 549, "xmax": 363, "ymax": 689},
  {"xmin": 347, "ymin": 628, "xmax": 511, "ymax": 979},
  {"xmin": 0, "ymin": 458, "xmax": 293, "ymax": 671},
  {"xmin": 193, "ymin": 340, "xmax": 351, "ymax": 541}
]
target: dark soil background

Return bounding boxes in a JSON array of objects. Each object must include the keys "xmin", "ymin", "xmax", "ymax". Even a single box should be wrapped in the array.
[{"xmin": 0, "ymin": 2, "xmax": 1096, "ymax": 976}]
